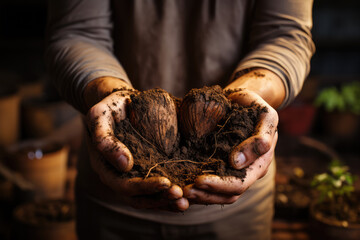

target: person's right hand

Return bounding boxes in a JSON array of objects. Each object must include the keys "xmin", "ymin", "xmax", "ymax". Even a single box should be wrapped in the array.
[{"xmin": 84, "ymin": 77, "xmax": 189, "ymax": 211}]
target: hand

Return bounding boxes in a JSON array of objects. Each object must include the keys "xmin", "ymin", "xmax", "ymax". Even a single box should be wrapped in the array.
[
  {"xmin": 183, "ymin": 89, "xmax": 278, "ymax": 204},
  {"xmin": 85, "ymin": 77, "xmax": 189, "ymax": 211},
  {"xmin": 183, "ymin": 69, "xmax": 284, "ymax": 205}
]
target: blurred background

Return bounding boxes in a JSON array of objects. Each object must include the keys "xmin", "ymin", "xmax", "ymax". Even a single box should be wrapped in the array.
[{"xmin": 0, "ymin": 0, "xmax": 359, "ymax": 239}]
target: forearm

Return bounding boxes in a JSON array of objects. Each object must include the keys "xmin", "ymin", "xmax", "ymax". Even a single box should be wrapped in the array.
[
  {"xmin": 46, "ymin": 0, "xmax": 130, "ymax": 113},
  {"xmin": 232, "ymin": 0, "xmax": 315, "ymax": 108},
  {"xmin": 225, "ymin": 68, "xmax": 285, "ymax": 109}
]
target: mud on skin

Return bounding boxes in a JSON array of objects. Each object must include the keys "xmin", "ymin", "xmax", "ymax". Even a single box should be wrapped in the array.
[{"xmin": 114, "ymin": 86, "xmax": 267, "ymax": 187}]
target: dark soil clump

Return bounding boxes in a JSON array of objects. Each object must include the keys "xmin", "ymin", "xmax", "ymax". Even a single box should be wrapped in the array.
[{"xmin": 115, "ymin": 86, "xmax": 266, "ymax": 187}]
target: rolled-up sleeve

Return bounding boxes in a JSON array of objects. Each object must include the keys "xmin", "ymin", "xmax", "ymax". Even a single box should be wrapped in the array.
[
  {"xmin": 45, "ymin": 0, "xmax": 131, "ymax": 113},
  {"xmin": 233, "ymin": 0, "xmax": 315, "ymax": 108}
]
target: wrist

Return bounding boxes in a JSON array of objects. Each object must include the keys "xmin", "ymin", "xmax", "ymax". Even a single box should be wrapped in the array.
[
  {"xmin": 83, "ymin": 76, "xmax": 133, "ymax": 111},
  {"xmin": 225, "ymin": 68, "xmax": 285, "ymax": 109}
]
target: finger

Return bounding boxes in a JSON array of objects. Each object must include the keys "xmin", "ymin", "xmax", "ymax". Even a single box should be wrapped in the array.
[
  {"xmin": 228, "ymin": 92, "xmax": 278, "ymax": 170},
  {"xmin": 161, "ymin": 198, "xmax": 189, "ymax": 212},
  {"xmin": 171, "ymin": 198, "xmax": 190, "ymax": 212},
  {"xmin": 183, "ymin": 184, "xmax": 240, "ymax": 205},
  {"xmin": 99, "ymin": 91, "xmax": 130, "ymax": 123},
  {"xmin": 195, "ymin": 132, "xmax": 277, "ymax": 195},
  {"xmin": 227, "ymin": 89, "xmax": 267, "ymax": 107},
  {"xmin": 164, "ymin": 185, "xmax": 183, "ymax": 200},
  {"xmin": 87, "ymin": 100, "xmax": 133, "ymax": 172},
  {"xmin": 231, "ymin": 132, "xmax": 277, "ymax": 191},
  {"xmin": 194, "ymin": 175, "xmax": 245, "ymax": 195},
  {"xmin": 89, "ymin": 149, "xmax": 171, "ymax": 196}
]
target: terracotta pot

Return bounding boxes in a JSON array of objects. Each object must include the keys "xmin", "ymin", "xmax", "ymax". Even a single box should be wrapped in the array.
[
  {"xmin": 64, "ymin": 167, "xmax": 77, "ymax": 201},
  {"xmin": 12, "ymin": 199, "xmax": 76, "ymax": 240},
  {"xmin": 278, "ymin": 104, "xmax": 316, "ymax": 136},
  {"xmin": 310, "ymin": 203, "xmax": 360, "ymax": 240},
  {"xmin": 323, "ymin": 111, "xmax": 359, "ymax": 138},
  {"xmin": 0, "ymin": 178, "xmax": 13, "ymax": 202},
  {"xmin": 6, "ymin": 142, "xmax": 69, "ymax": 200},
  {"xmin": 18, "ymin": 81, "xmax": 44, "ymax": 100},
  {"xmin": 0, "ymin": 86, "xmax": 20, "ymax": 146},
  {"xmin": 22, "ymin": 98, "xmax": 78, "ymax": 138}
]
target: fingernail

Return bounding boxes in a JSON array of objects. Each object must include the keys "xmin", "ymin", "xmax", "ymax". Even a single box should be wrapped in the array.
[
  {"xmin": 233, "ymin": 152, "xmax": 246, "ymax": 168},
  {"xmin": 117, "ymin": 155, "xmax": 128, "ymax": 170}
]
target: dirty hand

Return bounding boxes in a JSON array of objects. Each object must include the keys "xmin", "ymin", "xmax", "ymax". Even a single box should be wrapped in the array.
[
  {"xmin": 183, "ymin": 68, "xmax": 285, "ymax": 205},
  {"xmin": 84, "ymin": 77, "xmax": 189, "ymax": 211}
]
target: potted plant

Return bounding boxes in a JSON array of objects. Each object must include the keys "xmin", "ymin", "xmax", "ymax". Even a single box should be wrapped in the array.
[
  {"xmin": 314, "ymin": 81, "xmax": 360, "ymax": 138},
  {"xmin": 6, "ymin": 141, "xmax": 69, "ymax": 200},
  {"xmin": 0, "ymin": 85, "xmax": 20, "ymax": 146},
  {"xmin": 310, "ymin": 160, "xmax": 360, "ymax": 240},
  {"xmin": 12, "ymin": 199, "xmax": 76, "ymax": 240}
]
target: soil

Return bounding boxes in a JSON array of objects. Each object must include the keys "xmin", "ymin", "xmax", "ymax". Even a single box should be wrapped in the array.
[
  {"xmin": 115, "ymin": 86, "xmax": 266, "ymax": 187},
  {"xmin": 313, "ymin": 194, "xmax": 360, "ymax": 225},
  {"xmin": 14, "ymin": 200, "xmax": 75, "ymax": 225},
  {"xmin": 275, "ymin": 179, "xmax": 312, "ymax": 220}
]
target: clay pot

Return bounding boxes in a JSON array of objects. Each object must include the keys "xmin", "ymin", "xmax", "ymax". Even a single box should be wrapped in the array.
[
  {"xmin": 0, "ymin": 86, "xmax": 20, "ymax": 146},
  {"xmin": 278, "ymin": 103, "xmax": 316, "ymax": 136},
  {"xmin": 323, "ymin": 111, "xmax": 359, "ymax": 138},
  {"xmin": 22, "ymin": 98, "xmax": 78, "ymax": 139},
  {"xmin": 275, "ymin": 136, "xmax": 338, "ymax": 221},
  {"xmin": 64, "ymin": 167, "xmax": 77, "ymax": 201},
  {"xmin": 0, "ymin": 178, "xmax": 13, "ymax": 202},
  {"xmin": 310, "ymin": 203, "xmax": 360, "ymax": 240},
  {"xmin": 12, "ymin": 199, "xmax": 76, "ymax": 240},
  {"xmin": 18, "ymin": 81, "xmax": 44, "ymax": 100},
  {"xmin": 6, "ymin": 142, "xmax": 69, "ymax": 200}
]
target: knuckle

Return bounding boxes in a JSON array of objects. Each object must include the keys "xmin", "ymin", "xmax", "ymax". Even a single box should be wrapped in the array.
[
  {"xmin": 96, "ymin": 135, "xmax": 113, "ymax": 152},
  {"xmin": 253, "ymin": 137, "xmax": 271, "ymax": 156},
  {"xmin": 226, "ymin": 196, "xmax": 239, "ymax": 204}
]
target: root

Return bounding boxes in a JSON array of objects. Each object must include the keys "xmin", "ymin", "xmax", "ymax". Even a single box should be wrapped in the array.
[
  {"xmin": 128, "ymin": 122, "xmax": 165, "ymax": 155},
  {"xmin": 208, "ymin": 134, "xmax": 218, "ymax": 160},
  {"xmin": 144, "ymin": 159, "xmax": 203, "ymax": 179},
  {"xmin": 208, "ymin": 112, "xmax": 234, "ymax": 160},
  {"xmin": 216, "ymin": 112, "xmax": 234, "ymax": 135}
]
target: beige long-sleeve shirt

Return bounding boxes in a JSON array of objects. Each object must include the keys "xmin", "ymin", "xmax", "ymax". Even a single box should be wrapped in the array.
[{"xmin": 46, "ymin": 0, "xmax": 315, "ymax": 225}]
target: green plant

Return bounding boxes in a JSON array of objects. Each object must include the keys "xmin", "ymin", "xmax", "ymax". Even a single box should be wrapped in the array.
[
  {"xmin": 311, "ymin": 160, "xmax": 356, "ymax": 203},
  {"xmin": 311, "ymin": 160, "xmax": 358, "ymax": 221},
  {"xmin": 315, "ymin": 81, "xmax": 360, "ymax": 115}
]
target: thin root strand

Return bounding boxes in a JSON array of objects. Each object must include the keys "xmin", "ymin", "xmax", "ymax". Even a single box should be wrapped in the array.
[{"xmin": 145, "ymin": 159, "xmax": 203, "ymax": 179}]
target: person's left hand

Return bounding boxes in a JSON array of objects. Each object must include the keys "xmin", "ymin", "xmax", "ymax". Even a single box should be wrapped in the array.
[{"xmin": 183, "ymin": 88, "xmax": 278, "ymax": 204}]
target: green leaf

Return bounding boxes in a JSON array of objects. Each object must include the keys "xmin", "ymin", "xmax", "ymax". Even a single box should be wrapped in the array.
[
  {"xmin": 345, "ymin": 174, "xmax": 354, "ymax": 185},
  {"xmin": 311, "ymin": 159, "xmax": 358, "ymax": 202},
  {"xmin": 332, "ymin": 179, "xmax": 342, "ymax": 188},
  {"xmin": 314, "ymin": 81, "xmax": 360, "ymax": 114}
]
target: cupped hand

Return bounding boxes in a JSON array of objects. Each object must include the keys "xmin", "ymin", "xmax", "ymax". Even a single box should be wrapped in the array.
[
  {"xmin": 183, "ymin": 88, "xmax": 278, "ymax": 205},
  {"xmin": 85, "ymin": 79, "xmax": 189, "ymax": 211}
]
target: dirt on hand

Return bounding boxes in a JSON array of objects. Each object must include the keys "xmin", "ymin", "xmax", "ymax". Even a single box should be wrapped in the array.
[{"xmin": 115, "ymin": 85, "xmax": 266, "ymax": 187}]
